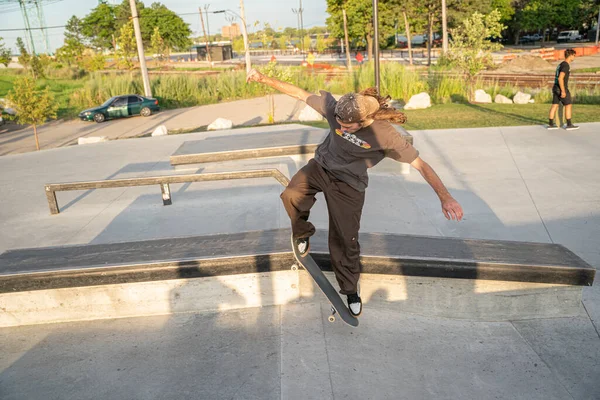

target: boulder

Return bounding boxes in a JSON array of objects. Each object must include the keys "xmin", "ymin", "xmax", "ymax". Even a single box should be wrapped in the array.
[
  {"xmin": 404, "ymin": 92, "xmax": 431, "ymax": 110},
  {"xmin": 513, "ymin": 91, "xmax": 532, "ymax": 104},
  {"xmin": 494, "ymin": 94, "xmax": 513, "ymax": 104},
  {"xmin": 298, "ymin": 105, "xmax": 324, "ymax": 121},
  {"xmin": 207, "ymin": 118, "xmax": 234, "ymax": 131},
  {"xmin": 78, "ymin": 136, "xmax": 108, "ymax": 145},
  {"xmin": 474, "ymin": 90, "xmax": 492, "ymax": 103},
  {"xmin": 151, "ymin": 125, "xmax": 168, "ymax": 137}
]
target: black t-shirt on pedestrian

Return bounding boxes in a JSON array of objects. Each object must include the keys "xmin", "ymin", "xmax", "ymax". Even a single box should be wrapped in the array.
[{"xmin": 554, "ymin": 61, "xmax": 570, "ymax": 90}]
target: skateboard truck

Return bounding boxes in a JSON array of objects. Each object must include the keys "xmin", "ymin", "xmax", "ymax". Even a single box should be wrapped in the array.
[{"xmin": 329, "ymin": 307, "xmax": 337, "ymax": 323}]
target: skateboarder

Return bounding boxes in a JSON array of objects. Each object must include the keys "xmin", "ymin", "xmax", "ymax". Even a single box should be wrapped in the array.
[
  {"xmin": 246, "ymin": 69, "xmax": 463, "ymax": 317},
  {"xmin": 548, "ymin": 49, "xmax": 579, "ymax": 131}
]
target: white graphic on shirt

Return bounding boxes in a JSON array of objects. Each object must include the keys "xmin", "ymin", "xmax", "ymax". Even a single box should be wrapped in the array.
[{"xmin": 335, "ymin": 129, "xmax": 371, "ymax": 149}]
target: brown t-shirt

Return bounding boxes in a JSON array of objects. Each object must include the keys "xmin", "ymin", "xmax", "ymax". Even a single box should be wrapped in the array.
[{"xmin": 307, "ymin": 90, "xmax": 419, "ymax": 192}]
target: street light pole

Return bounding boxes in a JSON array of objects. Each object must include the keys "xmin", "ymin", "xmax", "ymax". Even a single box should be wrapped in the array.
[
  {"xmin": 129, "ymin": 0, "xmax": 152, "ymax": 97},
  {"xmin": 373, "ymin": 0, "xmax": 380, "ymax": 92}
]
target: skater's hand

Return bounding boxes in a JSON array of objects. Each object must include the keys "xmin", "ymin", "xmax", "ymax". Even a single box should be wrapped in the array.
[
  {"xmin": 441, "ymin": 196, "xmax": 463, "ymax": 221},
  {"xmin": 561, "ymin": 91, "xmax": 566, "ymax": 98},
  {"xmin": 246, "ymin": 69, "xmax": 264, "ymax": 84}
]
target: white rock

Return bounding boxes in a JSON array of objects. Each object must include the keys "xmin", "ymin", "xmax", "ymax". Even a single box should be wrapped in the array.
[
  {"xmin": 78, "ymin": 136, "xmax": 108, "ymax": 145},
  {"xmin": 529, "ymin": 99, "xmax": 535, "ymax": 104},
  {"xmin": 298, "ymin": 105, "xmax": 324, "ymax": 121},
  {"xmin": 494, "ymin": 94, "xmax": 513, "ymax": 104},
  {"xmin": 207, "ymin": 118, "xmax": 233, "ymax": 131},
  {"xmin": 474, "ymin": 89, "xmax": 492, "ymax": 103},
  {"xmin": 513, "ymin": 91, "xmax": 532, "ymax": 104},
  {"xmin": 151, "ymin": 125, "xmax": 168, "ymax": 137},
  {"xmin": 4, "ymin": 107, "xmax": 16, "ymax": 115},
  {"xmin": 404, "ymin": 92, "xmax": 431, "ymax": 110}
]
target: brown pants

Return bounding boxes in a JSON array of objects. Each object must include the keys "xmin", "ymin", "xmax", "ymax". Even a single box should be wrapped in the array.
[{"xmin": 280, "ymin": 159, "xmax": 365, "ymax": 295}]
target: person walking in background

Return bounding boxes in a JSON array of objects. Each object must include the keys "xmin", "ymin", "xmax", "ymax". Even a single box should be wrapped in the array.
[
  {"xmin": 355, "ymin": 51, "xmax": 364, "ymax": 65},
  {"xmin": 548, "ymin": 49, "xmax": 579, "ymax": 131}
]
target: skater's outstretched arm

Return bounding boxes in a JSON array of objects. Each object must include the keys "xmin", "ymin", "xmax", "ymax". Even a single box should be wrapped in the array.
[
  {"xmin": 410, "ymin": 157, "xmax": 464, "ymax": 221},
  {"xmin": 246, "ymin": 69, "xmax": 313, "ymax": 103}
]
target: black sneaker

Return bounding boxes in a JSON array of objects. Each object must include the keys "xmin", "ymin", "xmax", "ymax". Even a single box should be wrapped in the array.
[
  {"xmin": 565, "ymin": 124, "xmax": 580, "ymax": 131},
  {"xmin": 547, "ymin": 123, "xmax": 559, "ymax": 130},
  {"xmin": 295, "ymin": 237, "xmax": 309, "ymax": 257},
  {"xmin": 347, "ymin": 293, "xmax": 362, "ymax": 317}
]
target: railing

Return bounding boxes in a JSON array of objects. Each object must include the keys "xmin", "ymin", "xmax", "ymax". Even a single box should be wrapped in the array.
[{"xmin": 45, "ymin": 169, "xmax": 290, "ymax": 215}]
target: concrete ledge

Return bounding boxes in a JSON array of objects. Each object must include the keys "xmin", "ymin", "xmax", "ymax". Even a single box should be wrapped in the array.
[
  {"xmin": 169, "ymin": 125, "xmax": 413, "ymax": 168},
  {"xmin": 0, "ymin": 271, "xmax": 584, "ymax": 327},
  {"xmin": 0, "ymin": 230, "xmax": 594, "ymax": 294}
]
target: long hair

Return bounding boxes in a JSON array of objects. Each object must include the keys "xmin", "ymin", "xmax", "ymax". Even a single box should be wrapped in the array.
[{"xmin": 360, "ymin": 87, "xmax": 407, "ymax": 124}]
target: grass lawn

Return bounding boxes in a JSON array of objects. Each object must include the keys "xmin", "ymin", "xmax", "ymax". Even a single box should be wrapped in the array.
[
  {"xmin": 0, "ymin": 70, "xmax": 85, "ymax": 119},
  {"xmin": 574, "ymin": 67, "xmax": 600, "ymax": 73},
  {"xmin": 301, "ymin": 103, "xmax": 600, "ymax": 131}
]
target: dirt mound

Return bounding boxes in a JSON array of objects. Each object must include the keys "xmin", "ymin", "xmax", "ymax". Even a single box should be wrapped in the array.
[{"xmin": 495, "ymin": 55, "xmax": 555, "ymax": 73}]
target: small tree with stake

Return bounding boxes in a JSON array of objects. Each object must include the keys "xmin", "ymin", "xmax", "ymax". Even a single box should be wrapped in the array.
[
  {"xmin": 447, "ymin": 11, "xmax": 505, "ymax": 102},
  {"xmin": 6, "ymin": 76, "xmax": 58, "ymax": 151}
]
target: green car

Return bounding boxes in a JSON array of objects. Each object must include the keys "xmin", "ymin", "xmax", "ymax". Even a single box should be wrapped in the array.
[{"xmin": 79, "ymin": 94, "xmax": 160, "ymax": 123}]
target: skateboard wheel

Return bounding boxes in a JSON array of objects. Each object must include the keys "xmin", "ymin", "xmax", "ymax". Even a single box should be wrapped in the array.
[
  {"xmin": 328, "ymin": 315, "xmax": 336, "ymax": 323},
  {"xmin": 291, "ymin": 264, "xmax": 298, "ymax": 271}
]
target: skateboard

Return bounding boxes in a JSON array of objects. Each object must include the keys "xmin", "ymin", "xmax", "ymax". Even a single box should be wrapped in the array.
[{"xmin": 291, "ymin": 235, "xmax": 359, "ymax": 327}]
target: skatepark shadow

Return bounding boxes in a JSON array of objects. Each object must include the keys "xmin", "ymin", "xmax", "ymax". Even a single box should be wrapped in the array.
[
  {"xmin": 241, "ymin": 116, "xmax": 263, "ymax": 126},
  {"xmin": 463, "ymin": 102, "xmax": 541, "ymax": 125}
]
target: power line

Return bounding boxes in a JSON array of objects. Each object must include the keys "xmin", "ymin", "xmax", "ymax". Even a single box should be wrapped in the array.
[{"xmin": 0, "ymin": 11, "xmax": 205, "ymax": 33}]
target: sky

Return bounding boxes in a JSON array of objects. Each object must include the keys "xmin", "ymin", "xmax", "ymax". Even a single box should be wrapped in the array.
[{"xmin": 0, "ymin": 0, "xmax": 328, "ymax": 53}]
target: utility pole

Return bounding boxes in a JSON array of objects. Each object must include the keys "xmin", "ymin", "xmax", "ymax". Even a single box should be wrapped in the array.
[
  {"xmin": 596, "ymin": 5, "xmax": 600, "ymax": 45},
  {"xmin": 204, "ymin": 5, "xmax": 211, "ymax": 45},
  {"xmin": 343, "ymin": 8, "xmax": 352, "ymax": 72},
  {"xmin": 239, "ymin": 1, "xmax": 252, "ymax": 73},
  {"xmin": 199, "ymin": 6, "xmax": 211, "ymax": 62},
  {"xmin": 292, "ymin": 0, "xmax": 305, "ymax": 60},
  {"xmin": 299, "ymin": 0, "xmax": 305, "ymax": 60},
  {"xmin": 441, "ymin": 0, "xmax": 448, "ymax": 54},
  {"xmin": 373, "ymin": 0, "xmax": 380, "ymax": 91},
  {"xmin": 129, "ymin": 0, "xmax": 151, "ymax": 97}
]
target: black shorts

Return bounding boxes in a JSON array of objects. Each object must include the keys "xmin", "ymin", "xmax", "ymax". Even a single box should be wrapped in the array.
[{"xmin": 552, "ymin": 87, "xmax": 572, "ymax": 105}]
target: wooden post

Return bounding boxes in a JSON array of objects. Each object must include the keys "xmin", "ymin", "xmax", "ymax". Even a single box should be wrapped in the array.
[
  {"xmin": 161, "ymin": 183, "xmax": 172, "ymax": 205},
  {"xmin": 45, "ymin": 186, "xmax": 59, "ymax": 215}
]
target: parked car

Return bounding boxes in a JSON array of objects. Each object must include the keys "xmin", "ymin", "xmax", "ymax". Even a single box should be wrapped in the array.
[
  {"xmin": 79, "ymin": 95, "xmax": 160, "ymax": 123},
  {"xmin": 556, "ymin": 30, "xmax": 582, "ymax": 43},
  {"xmin": 519, "ymin": 33, "xmax": 543, "ymax": 43}
]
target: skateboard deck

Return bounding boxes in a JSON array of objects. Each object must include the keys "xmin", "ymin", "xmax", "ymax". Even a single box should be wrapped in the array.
[{"xmin": 291, "ymin": 235, "xmax": 359, "ymax": 327}]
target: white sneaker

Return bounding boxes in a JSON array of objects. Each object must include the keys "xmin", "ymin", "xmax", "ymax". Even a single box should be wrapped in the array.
[
  {"xmin": 347, "ymin": 293, "xmax": 362, "ymax": 316},
  {"xmin": 295, "ymin": 237, "xmax": 309, "ymax": 256}
]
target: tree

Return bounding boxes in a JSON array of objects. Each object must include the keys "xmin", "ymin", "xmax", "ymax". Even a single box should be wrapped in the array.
[
  {"xmin": 16, "ymin": 37, "xmax": 44, "ymax": 79},
  {"xmin": 150, "ymin": 26, "xmax": 169, "ymax": 62},
  {"xmin": 16, "ymin": 37, "xmax": 31, "ymax": 68},
  {"xmin": 83, "ymin": 53, "xmax": 106, "ymax": 72},
  {"xmin": 6, "ymin": 75, "xmax": 58, "ymax": 151},
  {"xmin": 81, "ymin": 2, "xmax": 117, "ymax": 49},
  {"xmin": 0, "ymin": 37, "xmax": 11, "ymax": 67},
  {"xmin": 141, "ymin": 3, "xmax": 191, "ymax": 50},
  {"xmin": 232, "ymin": 37, "xmax": 245, "ymax": 53},
  {"xmin": 447, "ymin": 10, "xmax": 505, "ymax": 101},
  {"xmin": 316, "ymin": 34, "xmax": 327, "ymax": 53},
  {"xmin": 116, "ymin": 22, "xmax": 136, "ymax": 69},
  {"xmin": 327, "ymin": 0, "xmax": 395, "ymax": 62},
  {"xmin": 57, "ymin": 16, "xmax": 86, "ymax": 65}
]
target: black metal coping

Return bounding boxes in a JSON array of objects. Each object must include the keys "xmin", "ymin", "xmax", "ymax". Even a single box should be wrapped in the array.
[
  {"xmin": 169, "ymin": 126, "xmax": 413, "ymax": 166},
  {"xmin": 0, "ymin": 229, "xmax": 594, "ymax": 293}
]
